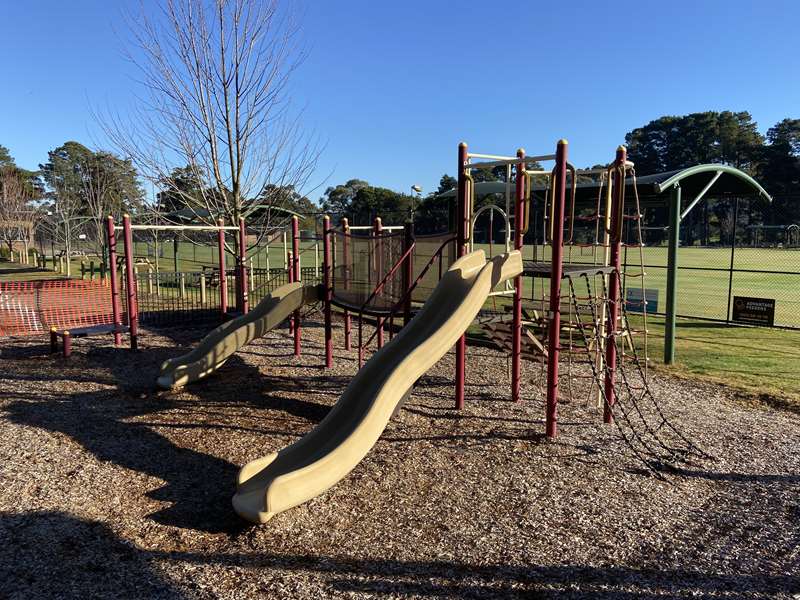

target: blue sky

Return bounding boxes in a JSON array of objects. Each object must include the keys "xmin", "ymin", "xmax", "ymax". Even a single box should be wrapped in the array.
[{"xmin": 2, "ymin": 0, "xmax": 798, "ymax": 202}]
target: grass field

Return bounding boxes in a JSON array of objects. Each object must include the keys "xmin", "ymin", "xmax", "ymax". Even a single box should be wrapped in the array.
[
  {"xmin": 30, "ymin": 240, "xmax": 800, "ymax": 327},
  {"xmin": 505, "ymin": 243, "xmax": 800, "ymax": 327}
]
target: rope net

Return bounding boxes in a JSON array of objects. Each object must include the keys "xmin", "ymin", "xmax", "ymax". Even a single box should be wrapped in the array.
[
  {"xmin": 0, "ymin": 280, "xmax": 122, "ymax": 336},
  {"xmin": 565, "ymin": 272, "xmax": 708, "ymax": 471}
]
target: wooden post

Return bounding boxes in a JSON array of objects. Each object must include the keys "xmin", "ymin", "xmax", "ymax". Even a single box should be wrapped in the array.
[
  {"xmin": 545, "ymin": 140, "xmax": 569, "ymax": 438},
  {"xmin": 603, "ymin": 146, "xmax": 628, "ymax": 424},
  {"xmin": 403, "ymin": 221, "xmax": 414, "ymax": 326}
]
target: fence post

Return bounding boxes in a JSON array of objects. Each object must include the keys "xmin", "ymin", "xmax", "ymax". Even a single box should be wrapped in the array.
[
  {"xmin": 664, "ymin": 185, "xmax": 681, "ymax": 365},
  {"xmin": 122, "ymin": 214, "xmax": 139, "ymax": 350},
  {"xmin": 725, "ymin": 197, "xmax": 740, "ymax": 323},
  {"xmin": 90, "ymin": 260, "xmax": 95, "ymax": 281},
  {"xmin": 342, "ymin": 217, "xmax": 351, "ymax": 351},
  {"xmin": 292, "ymin": 215, "xmax": 301, "ymax": 356},
  {"xmin": 217, "ymin": 219, "xmax": 227, "ymax": 318},
  {"xmin": 200, "ymin": 273, "xmax": 207, "ymax": 304},
  {"xmin": 81, "ymin": 262, "xmax": 86, "ymax": 280},
  {"xmin": 238, "ymin": 216, "xmax": 249, "ymax": 314},
  {"xmin": 249, "ymin": 257, "xmax": 254, "ymax": 293},
  {"xmin": 179, "ymin": 272, "xmax": 186, "ymax": 298},
  {"xmin": 323, "ymin": 215, "xmax": 333, "ymax": 368}
]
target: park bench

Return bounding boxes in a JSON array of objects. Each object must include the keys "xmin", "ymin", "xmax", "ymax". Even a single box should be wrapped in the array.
[{"xmin": 49, "ymin": 324, "xmax": 129, "ymax": 358}]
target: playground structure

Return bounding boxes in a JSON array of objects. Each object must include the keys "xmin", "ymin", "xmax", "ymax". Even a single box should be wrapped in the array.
[{"xmin": 152, "ymin": 140, "xmax": 706, "ymax": 524}]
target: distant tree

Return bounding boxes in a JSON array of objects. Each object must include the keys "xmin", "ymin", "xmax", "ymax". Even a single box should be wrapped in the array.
[
  {"xmin": 156, "ymin": 166, "xmax": 204, "ymax": 214},
  {"xmin": 436, "ymin": 174, "xmax": 456, "ymax": 194},
  {"xmin": 0, "ymin": 165, "xmax": 38, "ymax": 258},
  {"xmin": 260, "ymin": 183, "xmax": 317, "ymax": 229},
  {"xmin": 759, "ymin": 118, "xmax": 800, "ymax": 224},
  {"xmin": 0, "ymin": 145, "xmax": 13, "ymax": 169},
  {"xmin": 319, "ymin": 179, "xmax": 370, "ymax": 216},
  {"xmin": 625, "ymin": 111, "xmax": 763, "ymax": 174}
]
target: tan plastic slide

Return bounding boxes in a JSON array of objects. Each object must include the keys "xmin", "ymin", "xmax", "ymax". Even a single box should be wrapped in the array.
[
  {"xmin": 157, "ymin": 283, "xmax": 319, "ymax": 389},
  {"xmin": 233, "ymin": 249, "xmax": 523, "ymax": 523}
]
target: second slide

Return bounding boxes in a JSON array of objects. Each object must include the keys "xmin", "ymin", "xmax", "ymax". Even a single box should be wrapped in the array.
[{"xmin": 157, "ymin": 282, "xmax": 319, "ymax": 389}]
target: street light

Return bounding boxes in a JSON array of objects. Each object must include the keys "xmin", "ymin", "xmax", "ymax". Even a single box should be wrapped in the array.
[{"xmin": 410, "ymin": 184, "xmax": 422, "ymax": 223}]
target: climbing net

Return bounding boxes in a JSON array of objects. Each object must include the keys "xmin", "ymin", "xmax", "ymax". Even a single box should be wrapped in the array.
[{"xmin": 565, "ymin": 273, "xmax": 709, "ymax": 472}]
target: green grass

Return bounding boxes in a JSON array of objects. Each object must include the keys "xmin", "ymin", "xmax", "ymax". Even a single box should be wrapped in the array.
[{"xmin": 634, "ymin": 314, "xmax": 800, "ymax": 408}]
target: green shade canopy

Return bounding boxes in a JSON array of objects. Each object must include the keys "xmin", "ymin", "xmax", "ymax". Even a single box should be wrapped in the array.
[{"xmin": 437, "ymin": 164, "xmax": 772, "ymax": 213}]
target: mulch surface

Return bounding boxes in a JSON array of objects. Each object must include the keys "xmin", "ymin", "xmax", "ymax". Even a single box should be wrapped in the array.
[{"xmin": 1, "ymin": 314, "xmax": 798, "ymax": 599}]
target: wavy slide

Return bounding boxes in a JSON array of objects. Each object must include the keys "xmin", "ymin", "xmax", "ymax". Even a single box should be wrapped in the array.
[
  {"xmin": 157, "ymin": 283, "xmax": 320, "ymax": 389},
  {"xmin": 233, "ymin": 249, "xmax": 523, "ymax": 523}
]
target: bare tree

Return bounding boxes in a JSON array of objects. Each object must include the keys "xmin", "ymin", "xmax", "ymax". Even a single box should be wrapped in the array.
[
  {"xmin": 0, "ymin": 167, "xmax": 35, "ymax": 262},
  {"xmin": 104, "ymin": 0, "xmax": 320, "ymax": 254}
]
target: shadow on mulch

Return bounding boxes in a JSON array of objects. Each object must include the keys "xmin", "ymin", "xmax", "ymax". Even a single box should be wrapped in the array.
[
  {"xmin": 2, "ymin": 346, "xmax": 338, "ymax": 534},
  {"xmin": 0, "ymin": 511, "xmax": 186, "ymax": 599},
  {"xmin": 3, "ymin": 510, "xmax": 798, "ymax": 599},
  {"xmin": 4, "ymin": 388, "xmax": 247, "ymax": 534}
]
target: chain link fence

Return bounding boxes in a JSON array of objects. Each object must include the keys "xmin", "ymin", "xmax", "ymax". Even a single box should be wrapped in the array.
[{"xmin": 618, "ymin": 196, "xmax": 800, "ymax": 328}]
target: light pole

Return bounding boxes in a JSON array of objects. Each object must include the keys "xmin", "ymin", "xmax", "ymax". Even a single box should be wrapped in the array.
[{"xmin": 410, "ymin": 184, "xmax": 422, "ymax": 223}]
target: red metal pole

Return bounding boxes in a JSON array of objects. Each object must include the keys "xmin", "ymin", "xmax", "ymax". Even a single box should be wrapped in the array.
[
  {"xmin": 342, "ymin": 217, "xmax": 351, "ymax": 351},
  {"xmin": 512, "ymin": 148, "xmax": 526, "ymax": 403},
  {"xmin": 603, "ymin": 146, "xmax": 627, "ymax": 424},
  {"xmin": 238, "ymin": 216, "xmax": 249, "ymax": 314},
  {"xmin": 292, "ymin": 215, "xmax": 301, "ymax": 356},
  {"xmin": 287, "ymin": 250, "xmax": 295, "ymax": 334},
  {"xmin": 455, "ymin": 142, "xmax": 469, "ymax": 409},
  {"xmin": 106, "ymin": 216, "xmax": 122, "ymax": 346},
  {"xmin": 217, "ymin": 219, "xmax": 228, "ymax": 318},
  {"xmin": 403, "ymin": 221, "xmax": 414, "ymax": 326},
  {"xmin": 323, "ymin": 215, "xmax": 333, "ymax": 368},
  {"xmin": 122, "ymin": 214, "xmax": 138, "ymax": 350},
  {"xmin": 374, "ymin": 217, "xmax": 384, "ymax": 348},
  {"xmin": 545, "ymin": 140, "xmax": 569, "ymax": 438}
]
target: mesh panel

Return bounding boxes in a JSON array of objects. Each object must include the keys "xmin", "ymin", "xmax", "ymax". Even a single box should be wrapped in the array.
[
  {"xmin": 0, "ymin": 280, "xmax": 118, "ymax": 336},
  {"xmin": 411, "ymin": 234, "xmax": 456, "ymax": 303},
  {"xmin": 331, "ymin": 229, "xmax": 405, "ymax": 314}
]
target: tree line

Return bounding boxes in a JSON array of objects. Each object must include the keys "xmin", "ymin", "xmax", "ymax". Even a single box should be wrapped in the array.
[{"xmin": 2, "ymin": 111, "xmax": 798, "ymax": 268}]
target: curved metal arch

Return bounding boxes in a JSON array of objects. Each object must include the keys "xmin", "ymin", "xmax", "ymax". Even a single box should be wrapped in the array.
[
  {"xmin": 653, "ymin": 163, "xmax": 772, "ymax": 201},
  {"xmin": 469, "ymin": 204, "xmax": 511, "ymax": 254}
]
